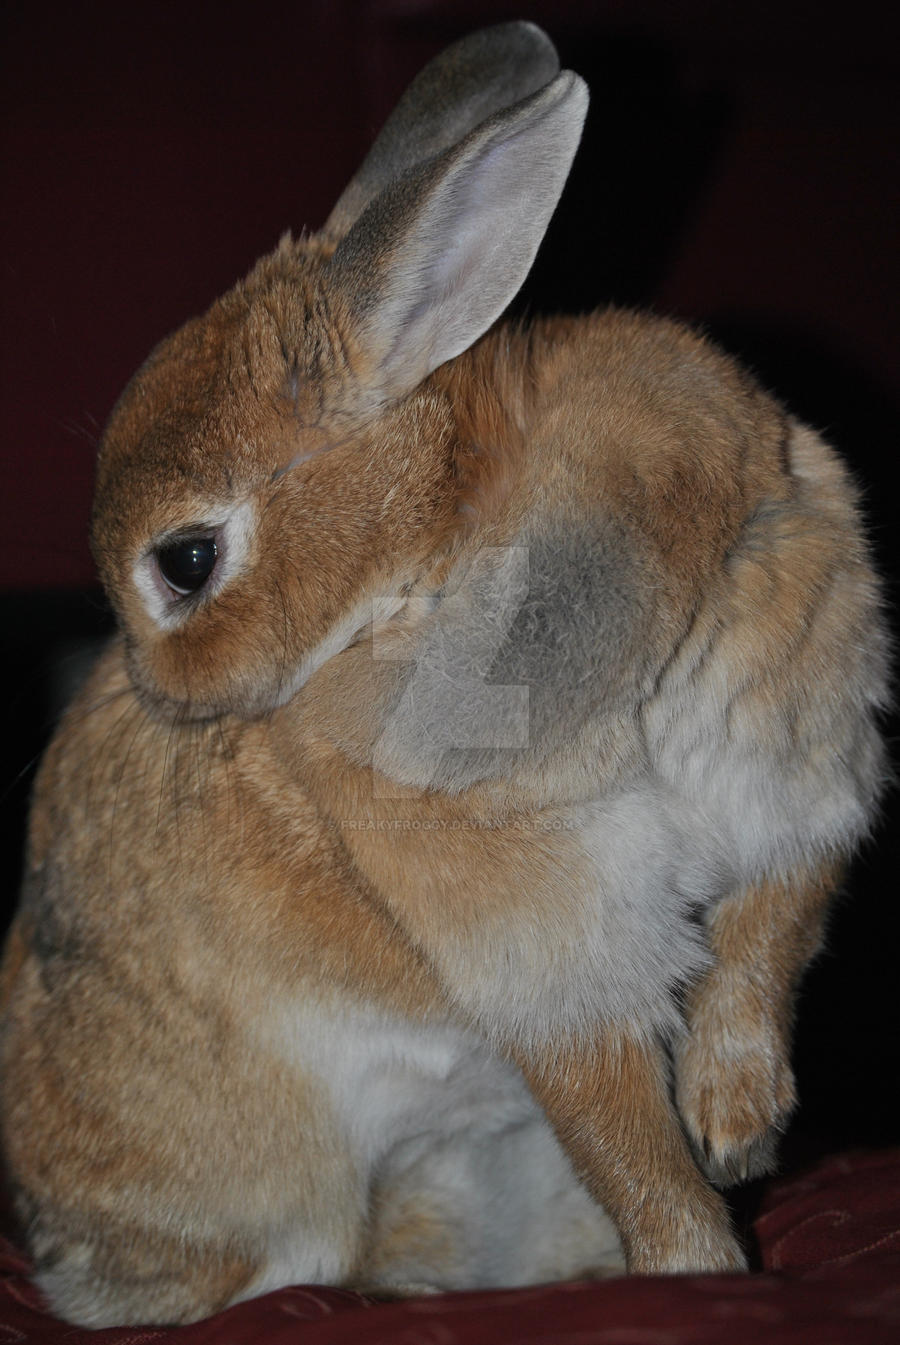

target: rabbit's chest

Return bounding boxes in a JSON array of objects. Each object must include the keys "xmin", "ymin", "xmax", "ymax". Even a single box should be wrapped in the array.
[{"xmin": 334, "ymin": 780, "xmax": 721, "ymax": 1043}]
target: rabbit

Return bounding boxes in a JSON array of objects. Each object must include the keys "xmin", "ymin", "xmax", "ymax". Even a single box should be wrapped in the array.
[{"xmin": 0, "ymin": 18, "xmax": 889, "ymax": 1329}]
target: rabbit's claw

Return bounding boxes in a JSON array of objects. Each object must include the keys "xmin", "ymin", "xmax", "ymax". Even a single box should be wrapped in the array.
[{"xmin": 675, "ymin": 978, "xmax": 797, "ymax": 1188}]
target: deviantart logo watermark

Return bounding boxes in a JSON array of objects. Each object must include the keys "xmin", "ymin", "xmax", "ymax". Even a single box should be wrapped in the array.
[{"xmin": 371, "ymin": 545, "xmax": 532, "ymax": 798}]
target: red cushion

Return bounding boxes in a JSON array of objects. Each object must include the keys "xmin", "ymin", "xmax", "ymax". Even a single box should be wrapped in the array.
[{"xmin": 2, "ymin": 1149, "xmax": 898, "ymax": 1342}]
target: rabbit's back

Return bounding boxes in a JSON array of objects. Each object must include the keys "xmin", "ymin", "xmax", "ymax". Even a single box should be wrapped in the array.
[{"xmin": 389, "ymin": 308, "xmax": 888, "ymax": 850}]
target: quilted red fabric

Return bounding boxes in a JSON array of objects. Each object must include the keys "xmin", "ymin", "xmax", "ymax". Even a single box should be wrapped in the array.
[{"xmin": 1, "ymin": 1149, "xmax": 898, "ymax": 1343}]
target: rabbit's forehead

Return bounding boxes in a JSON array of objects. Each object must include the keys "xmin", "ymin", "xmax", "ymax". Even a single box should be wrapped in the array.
[{"xmin": 99, "ymin": 291, "xmax": 351, "ymax": 502}]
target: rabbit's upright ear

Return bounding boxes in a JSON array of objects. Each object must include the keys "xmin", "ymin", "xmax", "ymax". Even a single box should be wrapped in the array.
[
  {"xmin": 330, "ymin": 70, "xmax": 588, "ymax": 407},
  {"xmin": 324, "ymin": 22, "xmax": 561, "ymax": 240}
]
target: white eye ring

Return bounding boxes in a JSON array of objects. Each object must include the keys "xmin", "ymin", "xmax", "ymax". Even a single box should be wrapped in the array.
[{"xmin": 133, "ymin": 498, "xmax": 257, "ymax": 630}]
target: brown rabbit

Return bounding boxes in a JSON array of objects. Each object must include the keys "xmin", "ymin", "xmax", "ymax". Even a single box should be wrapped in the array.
[{"xmin": 0, "ymin": 20, "xmax": 888, "ymax": 1328}]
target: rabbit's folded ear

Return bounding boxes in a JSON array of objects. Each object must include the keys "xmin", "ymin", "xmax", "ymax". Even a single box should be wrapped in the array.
[
  {"xmin": 330, "ymin": 71, "xmax": 588, "ymax": 407},
  {"xmin": 324, "ymin": 21, "xmax": 560, "ymax": 240}
]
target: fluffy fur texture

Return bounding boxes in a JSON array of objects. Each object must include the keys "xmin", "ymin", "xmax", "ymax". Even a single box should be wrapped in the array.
[{"xmin": 0, "ymin": 20, "xmax": 889, "ymax": 1328}]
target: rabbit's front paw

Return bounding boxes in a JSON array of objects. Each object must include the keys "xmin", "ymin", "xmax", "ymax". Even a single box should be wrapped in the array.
[{"xmin": 674, "ymin": 976, "xmax": 796, "ymax": 1187}]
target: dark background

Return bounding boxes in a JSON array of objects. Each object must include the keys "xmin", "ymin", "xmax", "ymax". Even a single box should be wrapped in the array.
[{"xmin": 1, "ymin": 0, "xmax": 898, "ymax": 1170}]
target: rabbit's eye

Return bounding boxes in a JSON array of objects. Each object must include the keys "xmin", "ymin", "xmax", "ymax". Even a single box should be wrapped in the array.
[{"xmin": 155, "ymin": 537, "xmax": 218, "ymax": 596}]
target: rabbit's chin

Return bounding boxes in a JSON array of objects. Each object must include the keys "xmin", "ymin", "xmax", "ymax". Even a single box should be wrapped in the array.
[
  {"xmin": 129, "ymin": 666, "xmax": 297, "ymax": 725},
  {"xmin": 121, "ymin": 635, "xmax": 292, "ymax": 726}
]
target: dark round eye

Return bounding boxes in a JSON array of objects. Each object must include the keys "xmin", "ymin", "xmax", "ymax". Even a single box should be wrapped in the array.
[{"xmin": 155, "ymin": 536, "xmax": 218, "ymax": 595}]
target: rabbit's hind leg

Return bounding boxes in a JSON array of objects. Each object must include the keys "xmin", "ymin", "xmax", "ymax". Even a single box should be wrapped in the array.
[
  {"xmin": 674, "ymin": 861, "xmax": 838, "ymax": 1187},
  {"xmin": 24, "ymin": 1203, "xmax": 257, "ymax": 1329},
  {"xmin": 357, "ymin": 1068, "xmax": 624, "ymax": 1294}
]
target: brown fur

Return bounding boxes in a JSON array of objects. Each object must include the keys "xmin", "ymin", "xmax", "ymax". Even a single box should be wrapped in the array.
[
  {"xmin": 0, "ymin": 21, "xmax": 887, "ymax": 1326},
  {"xmin": 518, "ymin": 1031, "xmax": 744, "ymax": 1274},
  {"xmin": 675, "ymin": 862, "xmax": 841, "ymax": 1184},
  {"xmin": 1, "ymin": 647, "xmax": 449, "ymax": 1323}
]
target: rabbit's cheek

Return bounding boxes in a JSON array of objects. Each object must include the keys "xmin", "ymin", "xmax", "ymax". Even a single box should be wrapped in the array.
[{"xmin": 127, "ymin": 583, "xmax": 407, "ymax": 725}]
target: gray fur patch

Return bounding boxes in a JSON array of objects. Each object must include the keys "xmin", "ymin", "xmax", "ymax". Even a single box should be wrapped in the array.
[{"xmin": 374, "ymin": 523, "xmax": 646, "ymax": 791}]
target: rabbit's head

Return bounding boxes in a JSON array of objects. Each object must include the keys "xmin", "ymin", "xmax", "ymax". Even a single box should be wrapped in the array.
[{"xmin": 90, "ymin": 23, "xmax": 587, "ymax": 720}]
